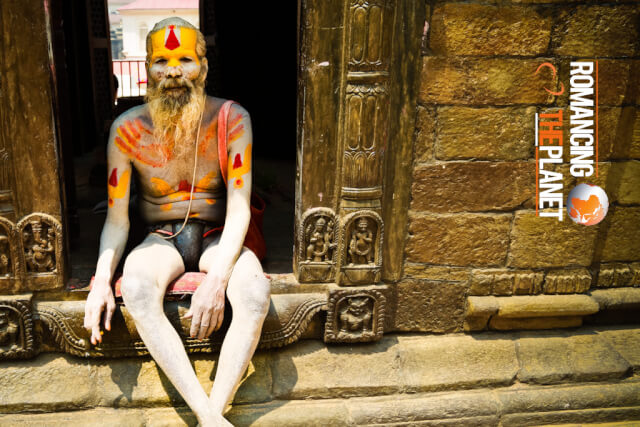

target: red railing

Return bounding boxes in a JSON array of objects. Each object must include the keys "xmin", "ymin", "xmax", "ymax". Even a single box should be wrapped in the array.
[{"xmin": 113, "ymin": 60, "xmax": 147, "ymax": 98}]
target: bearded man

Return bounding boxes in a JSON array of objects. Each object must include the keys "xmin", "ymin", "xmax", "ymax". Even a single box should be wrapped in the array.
[{"xmin": 83, "ymin": 17, "xmax": 270, "ymax": 427}]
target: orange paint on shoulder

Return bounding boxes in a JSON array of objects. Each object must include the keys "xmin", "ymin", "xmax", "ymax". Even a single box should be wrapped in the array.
[
  {"xmin": 228, "ymin": 144, "xmax": 251, "ymax": 190},
  {"xmin": 228, "ymin": 124, "xmax": 245, "ymax": 143}
]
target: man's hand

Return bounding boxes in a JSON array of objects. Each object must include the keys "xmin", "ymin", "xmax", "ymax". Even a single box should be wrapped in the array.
[
  {"xmin": 184, "ymin": 274, "xmax": 226, "ymax": 340},
  {"xmin": 84, "ymin": 277, "xmax": 116, "ymax": 345}
]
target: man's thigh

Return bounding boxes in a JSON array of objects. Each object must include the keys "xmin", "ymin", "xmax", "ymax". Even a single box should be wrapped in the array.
[{"xmin": 123, "ymin": 233, "xmax": 186, "ymax": 291}]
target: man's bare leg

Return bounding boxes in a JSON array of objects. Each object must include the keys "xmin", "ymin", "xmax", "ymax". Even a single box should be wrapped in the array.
[
  {"xmin": 120, "ymin": 234, "xmax": 223, "ymax": 426},
  {"xmin": 199, "ymin": 243, "xmax": 271, "ymax": 415}
]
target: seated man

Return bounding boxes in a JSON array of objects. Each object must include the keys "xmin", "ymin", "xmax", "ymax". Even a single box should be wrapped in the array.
[{"xmin": 84, "ymin": 17, "xmax": 270, "ymax": 427}]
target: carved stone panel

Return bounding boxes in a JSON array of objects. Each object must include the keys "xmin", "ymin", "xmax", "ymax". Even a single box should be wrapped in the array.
[
  {"xmin": 17, "ymin": 213, "xmax": 64, "ymax": 290},
  {"xmin": 324, "ymin": 288, "xmax": 385, "ymax": 343},
  {"xmin": 0, "ymin": 298, "xmax": 35, "ymax": 360},
  {"xmin": 298, "ymin": 208, "xmax": 338, "ymax": 283},
  {"xmin": 338, "ymin": 210, "xmax": 383, "ymax": 285}
]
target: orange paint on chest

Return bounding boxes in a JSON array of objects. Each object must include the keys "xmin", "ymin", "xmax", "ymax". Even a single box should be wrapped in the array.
[{"xmin": 114, "ymin": 119, "xmax": 170, "ymax": 167}]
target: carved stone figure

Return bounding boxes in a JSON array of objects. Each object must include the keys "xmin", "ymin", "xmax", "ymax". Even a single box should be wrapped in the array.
[
  {"xmin": 305, "ymin": 217, "xmax": 334, "ymax": 262},
  {"xmin": 348, "ymin": 218, "xmax": 374, "ymax": 265},
  {"xmin": 339, "ymin": 296, "xmax": 372, "ymax": 335},
  {"xmin": 0, "ymin": 235, "xmax": 11, "ymax": 276},
  {"xmin": 84, "ymin": 18, "xmax": 269, "ymax": 427},
  {"xmin": 0, "ymin": 310, "xmax": 19, "ymax": 351},
  {"xmin": 25, "ymin": 220, "xmax": 56, "ymax": 273}
]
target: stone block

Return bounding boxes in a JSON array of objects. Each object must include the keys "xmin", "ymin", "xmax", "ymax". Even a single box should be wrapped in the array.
[
  {"xmin": 597, "ymin": 107, "xmax": 640, "ymax": 160},
  {"xmin": 0, "ymin": 408, "xmax": 146, "ymax": 427},
  {"xmin": 590, "ymin": 288, "xmax": 640, "ymax": 311},
  {"xmin": 601, "ymin": 207, "xmax": 640, "ymax": 262},
  {"xmin": 394, "ymin": 280, "xmax": 468, "ymax": 333},
  {"xmin": 435, "ymin": 107, "xmax": 535, "ymax": 161},
  {"xmin": 464, "ymin": 296, "xmax": 499, "ymax": 331},
  {"xmin": 508, "ymin": 210, "xmax": 598, "ymax": 268},
  {"xmin": 489, "ymin": 316, "xmax": 583, "ymax": 331},
  {"xmin": 598, "ymin": 327, "xmax": 640, "ymax": 373},
  {"xmin": 496, "ymin": 294, "xmax": 599, "ymax": 318},
  {"xmin": 552, "ymin": 5, "xmax": 640, "ymax": 57},
  {"xmin": 593, "ymin": 60, "xmax": 640, "ymax": 107},
  {"xmin": 470, "ymin": 269, "xmax": 544, "ymax": 296},
  {"xmin": 403, "ymin": 263, "xmax": 470, "ymax": 281},
  {"xmin": 229, "ymin": 400, "xmax": 352, "ymax": 427},
  {"xmin": 406, "ymin": 213, "xmax": 511, "ymax": 266},
  {"xmin": 411, "ymin": 162, "xmax": 534, "ymax": 213},
  {"xmin": 613, "ymin": 161, "xmax": 640, "ymax": 204},
  {"xmin": 430, "ymin": 4, "xmax": 551, "ymax": 56},
  {"xmin": 516, "ymin": 332, "xmax": 631, "ymax": 384},
  {"xmin": 597, "ymin": 263, "xmax": 635, "ymax": 288},
  {"xmin": 414, "ymin": 105, "xmax": 435, "ymax": 163},
  {"xmin": 543, "ymin": 268, "xmax": 592, "ymax": 294},
  {"xmin": 419, "ymin": 57, "xmax": 557, "ymax": 105},
  {"xmin": 270, "ymin": 338, "xmax": 402, "ymax": 400},
  {"xmin": 396, "ymin": 334, "xmax": 518, "ymax": 392}
]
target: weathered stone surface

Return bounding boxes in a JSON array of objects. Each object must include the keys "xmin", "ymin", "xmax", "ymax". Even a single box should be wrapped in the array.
[
  {"xmin": 598, "ymin": 107, "xmax": 640, "ymax": 160},
  {"xmin": 552, "ymin": 5, "xmax": 640, "ymax": 57},
  {"xmin": 612, "ymin": 161, "xmax": 640, "ymax": 204},
  {"xmin": 597, "ymin": 263, "xmax": 635, "ymax": 288},
  {"xmin": 590, "ymin": 288, "xmax": 640, "ymax": 311},
  {"xmin": 0, "ymin": 408, "xmax": 146, "ymax": 427},
  {"xmin": 501, "ymin": 408, "xmax": 640, "ymax": 427},
  {"xmin": 465, "ymin": 296, "xmax": 499, "ymax": 332},
  {"xmin": 397, "ymin": 334, "xmax": 518, "ymax": 392},
  {"xmin": 470, "ymin": 269, "xmax": 544, "ymax": 296},
  {"xmin": 406, "ymin": 213, "xmax": 511, "ymax": 266},
  {"xmin": 419, "ymin": 57, "xmax": 557, "ymax": 105},
  {"xmin": 598, "ymin": 328, "xmax": 640, "ymax": 373},
  {"xmin": 435, "ymin": 107, "xmax": 535, "ymax": 161},
  {"xmin": 403, "ymin": 263, "xmax": 470, "ymax": 281},
  {"xmin": 230, "ymin": 400, "xmax": 352, "ymax": 427},
  {"xmin": 270, "ymin": 338, "xmax": 401, "ymax": 400},
  {"xmin": 490, "ymin": 316, "xmax": 583, "ymax": 331},
  {"xmin": 517, "ymin": 332, "xmax": 631, "ymax": 384},
  {"xmin": 508, "ymin": 210, "xmax": 598, "ymax": 268},
  {"xmin": 411, "ymin": 162, "xmax": 534, "ymax": 213},
  {"xmin": 496, "ymin": 295, "xmax": 599, "ymax": 318},
  {"xmin": 430, "ymin": 4, "xmax": 551, "ymax": 56},
  {"xmin": 544, "ymin": 268, "xmax": 592, "ymax": 294},
  {"xmin": 593, "ymin": 60, "xmax": 640, "ymax": 107},
  {"xmin": 395, "ymin": 280, "xmax": 468, "ymax": 333},
  {"xmin": 601, "ymin": 207, "xmax": 640, "ymax": 262},
  {"xmin": 414, "ymin": 105, "xmax": 435, "ymax": 163}
]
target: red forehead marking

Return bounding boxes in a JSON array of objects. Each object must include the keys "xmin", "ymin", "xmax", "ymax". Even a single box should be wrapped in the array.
[{"xmin": 165, "ymin": 27, "xmax": 180, "ymax": 50}]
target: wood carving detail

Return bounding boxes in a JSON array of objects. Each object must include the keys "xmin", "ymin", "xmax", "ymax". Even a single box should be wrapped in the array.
[
  {"xmin": 0, "ymin": 299, "xmax": 35, "ymax": 360},
  {"xmin": 0, "ymin": 217, "xmax": 19, "ymax": 281},
  {"xmin": 343, "ymin": 84, "xmax": 388, "ymax": 191},
  {"xmin": 338, "ymin": 210, "xmax": 383, "ymax": 285},
  {"xmin": 18, "ymin": 213, "xmax": 62, "ymax": 275},
  {"xmin": 298, "ymin": 208, "xmax": 338, "ymax": 283},
  {"xmin": 348, "ymin": 0, "xmax": 394, "ymax": 72},
  {"xmin": 325, "ymin": 289, "xmax": 385, "ymax": 343}
]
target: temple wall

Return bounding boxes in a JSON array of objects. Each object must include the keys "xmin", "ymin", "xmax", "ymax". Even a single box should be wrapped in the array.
[{"xmin": 396, "ymin": 0, "xmax": 640, "ymax": 333}]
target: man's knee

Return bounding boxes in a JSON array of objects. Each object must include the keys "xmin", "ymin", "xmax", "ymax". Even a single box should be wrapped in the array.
[
  {"xmin": 229, "ymin": 272, "xmax": 271, "ymax": 322},
  {"xmin": 120, "ymin": 273, "xmax": 161, "ymax": 318}
]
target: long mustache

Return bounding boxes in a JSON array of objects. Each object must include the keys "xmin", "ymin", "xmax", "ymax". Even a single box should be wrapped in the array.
[{"xmin": 159, "ymin": 77, "xmax": 194, "ymax": 91}]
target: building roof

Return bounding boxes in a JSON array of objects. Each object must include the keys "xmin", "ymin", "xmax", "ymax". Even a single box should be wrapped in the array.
[{"xmin": 118, "ymin": 0, "xmax": 198, "ymax": 11}]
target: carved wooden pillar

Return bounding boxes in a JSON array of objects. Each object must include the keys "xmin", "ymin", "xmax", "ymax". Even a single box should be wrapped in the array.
[{"xmin": 0, "ymin": 0, "xmax": 68, "ymax": 293}]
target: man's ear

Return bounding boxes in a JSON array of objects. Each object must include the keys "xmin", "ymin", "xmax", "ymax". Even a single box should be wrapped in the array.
[{"xmin": 197, "ymin": 57, "xmax": 209, "ymax": 86}]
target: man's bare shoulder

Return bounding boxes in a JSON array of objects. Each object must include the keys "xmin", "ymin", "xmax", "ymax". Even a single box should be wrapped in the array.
[{"xmin": 111, "ymin": 105, "xmax": 150, "ymax": 131}]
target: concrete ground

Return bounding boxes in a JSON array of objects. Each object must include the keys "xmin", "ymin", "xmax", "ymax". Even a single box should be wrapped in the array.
[{"xmin": 0, "ymin": 325, "xmax": 639, "ymax": 426}]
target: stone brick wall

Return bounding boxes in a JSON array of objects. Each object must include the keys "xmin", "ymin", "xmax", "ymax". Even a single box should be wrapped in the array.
[{"xmin": 396, "ymin": 0, "xmax": 640, "ymax": 333}]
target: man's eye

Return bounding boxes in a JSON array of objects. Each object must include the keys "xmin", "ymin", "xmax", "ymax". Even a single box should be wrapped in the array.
[
  {"xmin": 181, "ymin": 57, "xmax": 193, "ymax": 63},
  {"xmin": 155, "ymin": 59, "xmax": 167, "ymax": 65}
]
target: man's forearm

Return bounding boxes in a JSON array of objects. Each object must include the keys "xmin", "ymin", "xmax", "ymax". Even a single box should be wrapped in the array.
[{"xmin": 94, "ymin": 218, "xmax": 130, "ymax": 284}]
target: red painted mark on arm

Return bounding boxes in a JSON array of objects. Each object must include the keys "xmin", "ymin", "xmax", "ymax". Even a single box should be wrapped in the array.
[
  {"xmin": 109, "ymin": 168, "xmax": 118, "ymax": 187},
  {"xmin": 233, "ymin": 154, "xmax": 243, "ymax": 169}
]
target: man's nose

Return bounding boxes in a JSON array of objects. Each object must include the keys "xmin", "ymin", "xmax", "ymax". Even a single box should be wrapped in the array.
[{"xmin": 167, "ymin": 66, "xmax": 182, "ymax": 78}]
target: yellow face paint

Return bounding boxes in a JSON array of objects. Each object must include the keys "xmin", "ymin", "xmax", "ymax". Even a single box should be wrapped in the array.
[{"xmin": 150, "ymin": 25, "xmax": 199, "ymax": 67}]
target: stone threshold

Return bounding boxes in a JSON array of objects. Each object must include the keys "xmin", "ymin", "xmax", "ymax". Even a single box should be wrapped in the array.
[
  {"xmin": 0, "ymin": 325, "xmax": 639, "ymax": 424},
  {"xmin": 1, "ymin": 381, "xmax": 640, "ymax": 426}
]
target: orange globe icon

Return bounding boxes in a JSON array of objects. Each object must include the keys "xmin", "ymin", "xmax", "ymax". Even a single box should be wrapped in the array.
[{"xmin": 566, "ymin": 184, "xmax": 609, "ymax": 226}]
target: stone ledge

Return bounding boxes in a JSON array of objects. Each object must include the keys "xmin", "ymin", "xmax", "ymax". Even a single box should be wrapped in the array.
[{"xmin": 2, "ymin": 381, "xmax": 639, "ymax": 426}]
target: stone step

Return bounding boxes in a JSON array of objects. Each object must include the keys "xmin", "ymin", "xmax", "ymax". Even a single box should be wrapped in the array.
[
  {"xmin": 1, "ymin": 381, "xmax": 640, "ymax": 426},
  {"xmin": 0, "ymin": 326, "xmax": 639, "ymax": 424}
]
